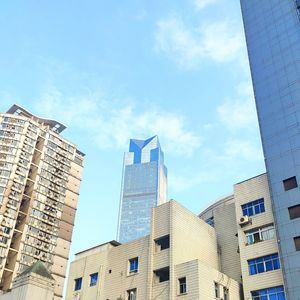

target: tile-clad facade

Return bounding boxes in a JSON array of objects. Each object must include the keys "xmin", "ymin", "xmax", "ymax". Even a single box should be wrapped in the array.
[
  {"xmin": 240, "ymin": 0, "xmax": 300, "ymax": 298},
  {"xmin": 0, "ymin": 105, "xmax": 84, "ymax": 299},
  {"xmin": 234, "ymin": 174, "xmax": 284, "ymax": 300},
  {"xmin": 66, "ymin": 201, "xmax": 240, "ymax": 300},
  {"xmin": 199, "ymin": 195, "xmax": 242, "ymax": 283}
]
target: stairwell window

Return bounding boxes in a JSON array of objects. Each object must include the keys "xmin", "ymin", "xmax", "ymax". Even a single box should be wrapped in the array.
[{"xmin": 154, "ymin": 235, "xmax": 170, "ymax": 252}]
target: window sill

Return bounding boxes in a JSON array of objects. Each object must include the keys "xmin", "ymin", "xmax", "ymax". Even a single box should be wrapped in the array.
[
  {"xmin": 177, "ymin": 292, "xmax": 188, "ymax": 296},
  {"xmin": 127, "ymin": 272, "xmax": 139, "ymax": 277}
]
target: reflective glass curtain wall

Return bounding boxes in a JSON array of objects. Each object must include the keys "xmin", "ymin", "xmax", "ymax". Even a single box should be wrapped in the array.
[
  {"xmin": 117, "ymin": 136, "xmax": 167, "ymax": 244},
  {"xmin": 240, "ymin": 1, "xmax": 300, "ymax": 298}
]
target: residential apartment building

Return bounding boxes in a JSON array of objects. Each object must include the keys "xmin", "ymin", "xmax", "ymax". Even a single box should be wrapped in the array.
[
  {"xmin": 0, "ymin": 104, "xmax": 84, "ymax": 299},
  {"xmin": 66, "ymin": 200, "xmax": 240, "ymax": 300},
  {"xmin": 117, "ymin": 136, "xmax": 167, "ymax": 244},
  {"xmin": 199, "ymin": 174, "xmax": 286, "ymax": 300},
  {"xmin": 240, "ymin": 1, "xmax": 300, "ymax": 298},
  {"xmin": 234, "ymin": 174, "xmax": 284, "ymax": 300}
]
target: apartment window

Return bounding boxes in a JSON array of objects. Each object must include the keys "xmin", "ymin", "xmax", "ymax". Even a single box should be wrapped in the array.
[
  {"xmin": 214, "ymin": 282, "xmax": 220, "ymax": 298},
  {"xmin": 153, "ymin": 267, "xmax": 169, "ymax": 283},
  {"xmin": 246, "ymin": 225, "xmax": 275, "ymax": 245},
  {"xmin": 288, "ymin": 204, "xmax": 300, "ymax": 220},
  {"xmin": 251, "ymin": 286, "xmax": 285, "ymax": 300},
  {"xmin": 154, "ymin": 235, "xmax": 170, "ymax": 252},
  {"xmin": 283, "ymin": 176, "xmax": 298, "ymax": 191},
  {"xmin": 89, "ymin": 273, "xmax": 98, "ymax": 286},
  {"xmin": 178, "ymin": 277, "xmax": 187, "ymax": 294},
  {"xmin": 242, "ymin": 199, "xmax": 265, "ymax": 216},
  {"xmin": 74, "ymin": 277, "xmax": 82, "ymax": 291},
  {"xmin": 294, "ymin": 236, "xmax": 300, "ymax": 251},
  {"xmin": 248, "ymin": 253, "xmax": 280, "ymax": 275},
  {"xmin": 224, "ymin": 287, "xmax": 229, "ymax": 300},
  {"xmin": 129, "ymin": 257, "xmax": 138, "ymax": 274},
  {"xmin": 127, "ymin": 288, "xmax": 137, "ymax": 300}
]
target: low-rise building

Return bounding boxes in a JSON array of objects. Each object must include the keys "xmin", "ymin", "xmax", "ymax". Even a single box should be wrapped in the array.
[{"xmin": 66, "ymin": 200, "xmax": 241, "ymax": 300}]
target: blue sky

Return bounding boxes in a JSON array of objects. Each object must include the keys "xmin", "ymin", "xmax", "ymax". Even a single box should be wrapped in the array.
[{"xmin": 1, "ymin": 0, "xmax": 265, "ymax": 283}]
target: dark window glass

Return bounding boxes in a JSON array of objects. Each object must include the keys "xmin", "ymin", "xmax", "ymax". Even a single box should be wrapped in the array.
[
  {"xmin": 154, "ymin": 267, "xmax": 169, "ymax": 283},
  {"xmin": 74, "ymin": 277, "xmax": 82, "ymax": 291},
  {"xmin": 178, "ymin": 277, "xmax": 187, "ymax": 294},
  {"xmin": 129, "ymin": 257, "xmax": 138, "ymax": 273},
  {"xmin": 288, "ymin": 204, "xmax": 300, "ymax": 220},
  {"xmin": 155, "ymin": 235, "xmax": 170, "ymax": 251},
  {"xmin": 90, "ymin": 273, "xmax": 98, "ymax": 286},
  {"xmin": 283, "ymin": 176, "xmax": 298, "ymax": 191},
  {"xmin": 294, "ymin": 236, "xmax": 300, "ymax": 251}
]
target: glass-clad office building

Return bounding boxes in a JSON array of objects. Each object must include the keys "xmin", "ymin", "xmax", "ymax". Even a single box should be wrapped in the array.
[
  {"xmin": 117, "ymin": 136, "xmax": 167, "ymax": 243},
  {"xmin": 240, "ymin": 1, "xmax": 300, "ymax": 298}
]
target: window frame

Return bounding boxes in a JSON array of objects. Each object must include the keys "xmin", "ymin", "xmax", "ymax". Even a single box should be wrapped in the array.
[
  {"xmin": 128, "ymin": 257, "xmax": 139, "ymax": 274},
  {"xmin": 241, "ymin": 199, "xmax": 265, "ymax": 217},
  {"xmin": 74, "ymin": 277, "xmax": 82, "ymax": 291},
  {"xmin": 288, "ymin": 204, "xmax": 300, "ymax": 220},
  {"xmin": 294, "ymin": 236, "xmax": 300, "ymax": 251},
  {"xmin": 248, "ymin": 253, "xmax": 280, "ymax": 275},
  {"xmin": 178, "ymin": 277, "xmax": 187, "ymax": 295},
  {"xmin": 127, "ymin": 288, "xmax": 137, "ymax": 300},
  {"xmin": 245, "ymin": 225, "xmax": 275, "ymax": 245},
  {"xmin": 283, "ymin": 176, "xmax": 298, "ymax": 191},
  {"xmin": 89, "ymin": 272, "xmax": 98, "ymax": 287},
  {"xmin": 251, "ymin": 285, "xmax": 285, "ymax": 300}
]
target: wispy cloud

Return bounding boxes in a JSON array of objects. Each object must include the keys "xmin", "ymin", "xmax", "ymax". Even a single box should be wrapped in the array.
[
  {"xmin": 217, "ymin": 81, "xmax": 257, "ymax": 131},
  {"xmin": 194, "ymin": 0, "xmax": 217, "ymax": 10},
  {"xmin": 155, "ymin": 15, "xmax": 243, "ymax": 69},
  {"xmin": 224, "ymin": 139, "xmax": 262, "ymax": 161},
  {"xmin": 34, "ymin": 85, "xmax": 201, "ymax": 157}
]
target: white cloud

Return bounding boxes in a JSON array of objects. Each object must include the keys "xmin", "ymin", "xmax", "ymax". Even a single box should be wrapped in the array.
[
  {"xmin": 217, "ymin": 81, "xmax": 257, "ymax": 131},
  {"xmin": 34, "ymin": 86, "xmax": 201, "ymax": 157},
  {"xmin": 224, "ymin": 139, "xmax": 262, "ymax": 161},
  {"xmin": 155, "ymin": 15, "xmax": 243, "ymax": 69},
  {"xmin": 194, "ymin": 0, "xmax": 217, "ymax": 10}
]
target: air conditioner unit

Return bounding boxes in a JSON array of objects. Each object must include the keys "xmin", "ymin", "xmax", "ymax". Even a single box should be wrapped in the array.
[{"xmin": 239, "ymin": 216, "xmax": 250, "ymax": 225}]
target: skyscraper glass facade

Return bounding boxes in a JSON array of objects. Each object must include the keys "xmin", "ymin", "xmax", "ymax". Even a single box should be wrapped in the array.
[
  {"xmin": 117, "ymin": 136, "xmax": 167, "ymax": 243},
  {"xmin": 240, "ymin": 1, "xmax": 300, "ymax": 298}
]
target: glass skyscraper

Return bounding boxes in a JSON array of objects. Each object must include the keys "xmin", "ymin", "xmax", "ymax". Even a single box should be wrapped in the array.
[
  {"xmin": 117, "ymin": 136, "xmax": 167, "ymax": 244},
  {"xmin": 240, "ymin": 1, "xmax": 300, "ymax": 298}
]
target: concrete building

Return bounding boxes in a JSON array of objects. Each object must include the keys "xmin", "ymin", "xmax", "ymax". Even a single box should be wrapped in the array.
[
  {"xmin": 66, "ymin": 201, "xmax": 240, "ymax": 300},
  {"xmin": 240, "ymin": 1, "xmax": 300, "ymax": 298},
  {"xmin": 234, "ymin": 174, "xmax": 284, "ymax": 300},
  {"xmin": 117, "ymin": 136, "xmax": 167, "ymax": 244},
  {"xmin": 199, "ymin": 195, "xmax": 242, "ymax": 284},
  {"xmin": 199, "ymin": 174, "xmax": 286, "ymax": 299},
  {"xmin": 0, "ymin": 105, "xmax": 84, "ymax": 299}
]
